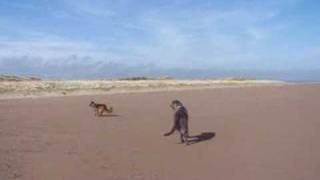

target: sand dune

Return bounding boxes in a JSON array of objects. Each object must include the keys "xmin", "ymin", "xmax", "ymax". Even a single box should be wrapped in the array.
[{"xmin": 0, "ymin": 79, "xmax": 284, "ymax": 99}]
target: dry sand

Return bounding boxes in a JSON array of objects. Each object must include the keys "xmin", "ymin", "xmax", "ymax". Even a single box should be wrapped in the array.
[{"xmin": 1, "ymin": 84, "xmax": 320, "ymax": 180}]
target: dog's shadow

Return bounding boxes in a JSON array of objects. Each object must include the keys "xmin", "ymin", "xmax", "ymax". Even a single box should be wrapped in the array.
[
  {"xmin": 99, "ymin": 114, "xmax": 120, "ymax": 117},
  {"xmin": 188, "ymin": 132, "xmax": 216, "ymax": 145}
]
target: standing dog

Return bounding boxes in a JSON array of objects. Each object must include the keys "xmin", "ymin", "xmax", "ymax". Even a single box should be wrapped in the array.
[
  {"xmin": 164, "ymin": 100, "xmax": 190, "ymax": 145},
  {"xmin": 89, "ymin": 101, "xmax": 113, "ymax": 116}
]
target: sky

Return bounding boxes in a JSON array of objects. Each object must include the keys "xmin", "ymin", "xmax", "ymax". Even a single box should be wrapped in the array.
[{"xmin": 0, "ymin": 0, "xmax": 319, "ymax": 80}]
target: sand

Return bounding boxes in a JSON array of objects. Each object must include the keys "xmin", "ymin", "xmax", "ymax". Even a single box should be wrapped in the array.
[{"xmin": 1, "ymin": 84, "xmax": 320, "ymax": 180}]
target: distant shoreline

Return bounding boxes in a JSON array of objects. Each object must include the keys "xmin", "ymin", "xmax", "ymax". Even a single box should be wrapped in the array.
[{"xmin": 0, "ymin": 79, "xmax": 287, "ymax": 99}]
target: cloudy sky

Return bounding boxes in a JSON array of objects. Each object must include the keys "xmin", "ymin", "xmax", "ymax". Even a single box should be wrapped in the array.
[{"xmin": 0, "ymin": 0, "xmax": 319, "ymax": 80}]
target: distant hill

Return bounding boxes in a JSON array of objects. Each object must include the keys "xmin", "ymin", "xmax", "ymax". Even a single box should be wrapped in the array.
[{"xmin": 0, "ymin": 75, "xmax": 41, "ymax": 81}]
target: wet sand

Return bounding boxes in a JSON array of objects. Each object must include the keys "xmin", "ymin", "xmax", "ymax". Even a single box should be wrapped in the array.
[{"xmin": 1, "ymin": 84, "xmax": 320, "ymax": 180}]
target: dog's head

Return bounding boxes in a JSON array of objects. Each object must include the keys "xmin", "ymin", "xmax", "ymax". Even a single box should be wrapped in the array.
[
  {"xmin": 170, "ymin": 99, "xmax": 183, "ymax": 110},
  {"xmin": 89, "ymin": 101, "xmax": 95, "ymax": 107}
]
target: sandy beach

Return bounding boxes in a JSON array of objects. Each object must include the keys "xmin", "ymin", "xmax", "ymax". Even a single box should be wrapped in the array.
[{"xmin": 1, "ymin": 84, "xmax": 320, "ymax": 180}]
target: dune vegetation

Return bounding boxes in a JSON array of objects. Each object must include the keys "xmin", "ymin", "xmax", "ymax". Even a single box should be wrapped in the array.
[{"xmin": 0, "ymin": 75, "xmax": 285, "ymax": 98}]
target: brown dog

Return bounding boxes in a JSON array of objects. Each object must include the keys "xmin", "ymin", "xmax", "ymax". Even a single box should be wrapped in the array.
[{"xmin": 89, "ymin": 101, "xmax": 113, "ymax": 116}]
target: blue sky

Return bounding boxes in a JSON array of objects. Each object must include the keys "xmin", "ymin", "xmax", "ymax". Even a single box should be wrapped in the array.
[{"xmin": 0, "ymin": 0, "xmax": 319, "ymax": 80}]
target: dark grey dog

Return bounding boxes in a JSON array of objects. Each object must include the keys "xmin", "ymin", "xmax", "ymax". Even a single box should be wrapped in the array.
[{"xmin": 164, "ymin": 100, "xmax": 190, "ymax": 145}]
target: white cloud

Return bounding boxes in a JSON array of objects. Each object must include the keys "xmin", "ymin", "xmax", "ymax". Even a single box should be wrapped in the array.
[{"xmin": 116, "ymin": 5, "xmax": 286, "ymax": 69}]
